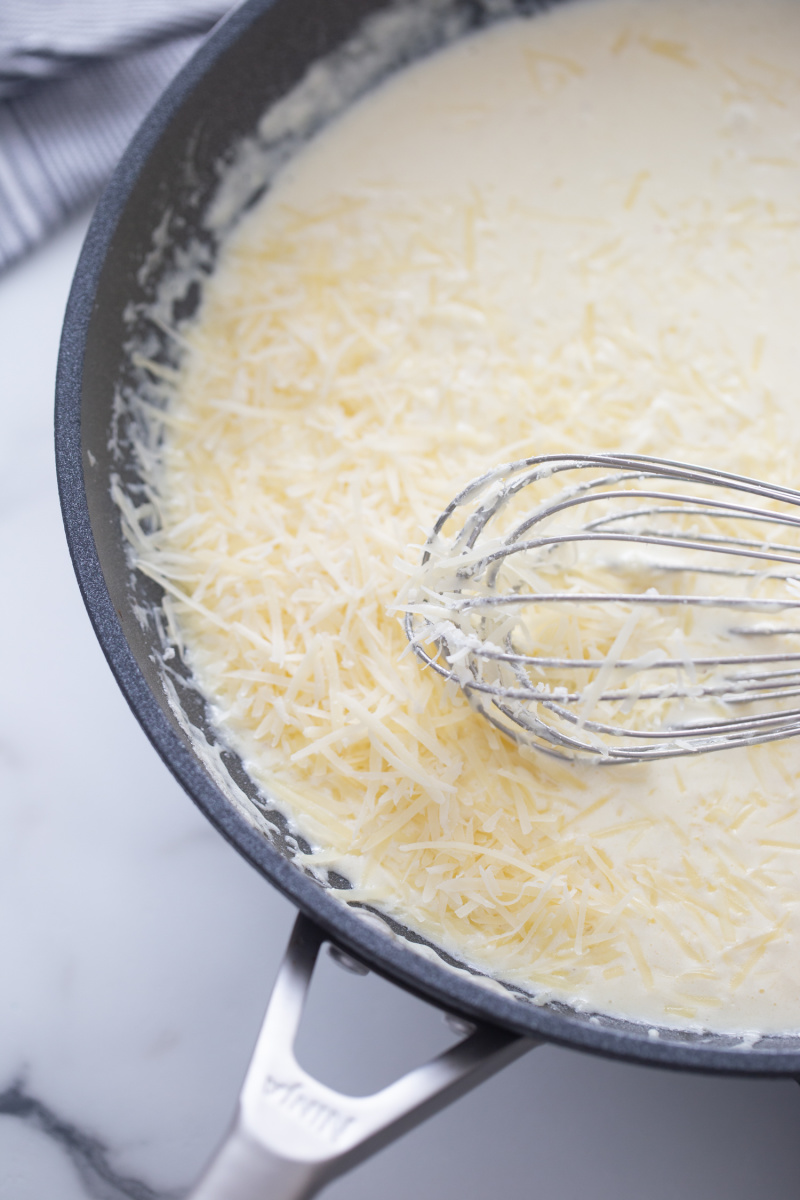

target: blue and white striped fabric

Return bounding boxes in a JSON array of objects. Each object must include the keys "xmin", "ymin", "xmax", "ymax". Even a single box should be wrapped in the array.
[{"xmin": 0, "ymin": 2, "xmax": 231, "ymax": 273}]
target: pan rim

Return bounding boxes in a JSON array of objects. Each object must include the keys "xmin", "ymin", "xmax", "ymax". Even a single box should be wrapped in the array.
[{"xmin": 54, "ymin": 0, "xmax": 800, "ymax": 1078}]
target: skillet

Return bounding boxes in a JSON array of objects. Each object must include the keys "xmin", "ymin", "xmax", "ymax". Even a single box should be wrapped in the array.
[{"xmin": 54, "ymin": 0, "xmax": 800, "ymax": 1194}]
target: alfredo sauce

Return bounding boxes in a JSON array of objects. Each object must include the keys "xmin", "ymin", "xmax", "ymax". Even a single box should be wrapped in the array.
[{"xmin": 132, "ymin": 0, "xmax": 800, "ymax": 1034}]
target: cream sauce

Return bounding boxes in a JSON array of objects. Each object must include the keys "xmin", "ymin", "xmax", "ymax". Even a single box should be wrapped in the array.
[{"xmin": 138, "ymin": 0, "xmax": 800, "ymax": 1033}]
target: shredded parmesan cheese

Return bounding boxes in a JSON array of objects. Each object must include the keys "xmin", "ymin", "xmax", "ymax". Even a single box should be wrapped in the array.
[{"xmin": 126, "ymin": 0, "xmax": 800, "ymax": 1033}]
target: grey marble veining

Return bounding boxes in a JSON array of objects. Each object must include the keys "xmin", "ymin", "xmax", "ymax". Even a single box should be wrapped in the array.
[
  {"xmin": 3, "ymin": 213, "xmax": 800, "ymax": 1200},
  {"xmin": 0, "ymin": 1083, "xmax": 174, "ymax": 1200}
]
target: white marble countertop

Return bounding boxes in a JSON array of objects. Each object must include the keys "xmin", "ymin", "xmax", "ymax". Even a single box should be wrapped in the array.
[{"xmin": 3, "ymin": 211, "xmax": 800, "ymax": 1200}]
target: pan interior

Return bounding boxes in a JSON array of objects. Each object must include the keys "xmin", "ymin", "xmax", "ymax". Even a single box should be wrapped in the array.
[{"xmin": 76, "ymin": 0, "xmax": 800, "ymax": 1065}]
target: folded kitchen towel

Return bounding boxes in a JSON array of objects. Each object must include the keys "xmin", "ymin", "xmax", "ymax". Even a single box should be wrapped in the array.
[{"xmin": 0, "ymin": 1, "xmax": 231, "ymax": 273}]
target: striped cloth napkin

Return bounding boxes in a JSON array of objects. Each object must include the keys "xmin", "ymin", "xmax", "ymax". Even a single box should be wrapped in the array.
[{"xmin": 0, "ymin": 1, "xmax": 231, "ymax": 273}]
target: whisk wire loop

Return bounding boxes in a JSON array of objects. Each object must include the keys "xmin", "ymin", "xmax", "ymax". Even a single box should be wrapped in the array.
[{"xmin": 403, "ymin": 454, "xmax": 800, "ymax": 763}]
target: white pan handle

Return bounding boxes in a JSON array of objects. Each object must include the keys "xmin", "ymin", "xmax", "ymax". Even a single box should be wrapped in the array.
[{"xmin": 189, "ymin": 912, "xmax": 537, "ymax": 1200}]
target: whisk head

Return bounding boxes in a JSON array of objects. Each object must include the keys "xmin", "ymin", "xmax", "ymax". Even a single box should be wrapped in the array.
[{"xmin": 402, "ymin": 453, "xmax": 800, "ymax": 763}]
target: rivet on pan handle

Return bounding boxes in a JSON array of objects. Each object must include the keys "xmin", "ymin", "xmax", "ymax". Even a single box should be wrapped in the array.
[{"xmin": 189, "ymin": 912, "xmax": 537, "ymax": 1200}]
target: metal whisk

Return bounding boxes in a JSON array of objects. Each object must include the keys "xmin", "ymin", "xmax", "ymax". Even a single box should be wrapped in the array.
[{"xmin": 402, "ymin": 453, "xmax": 800, "ymax": 762}]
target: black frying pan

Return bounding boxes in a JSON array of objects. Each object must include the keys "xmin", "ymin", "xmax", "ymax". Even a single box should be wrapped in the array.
[{"xmin": 54, "ymin": 0, "xmax": 800, "ymax": 1193}]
